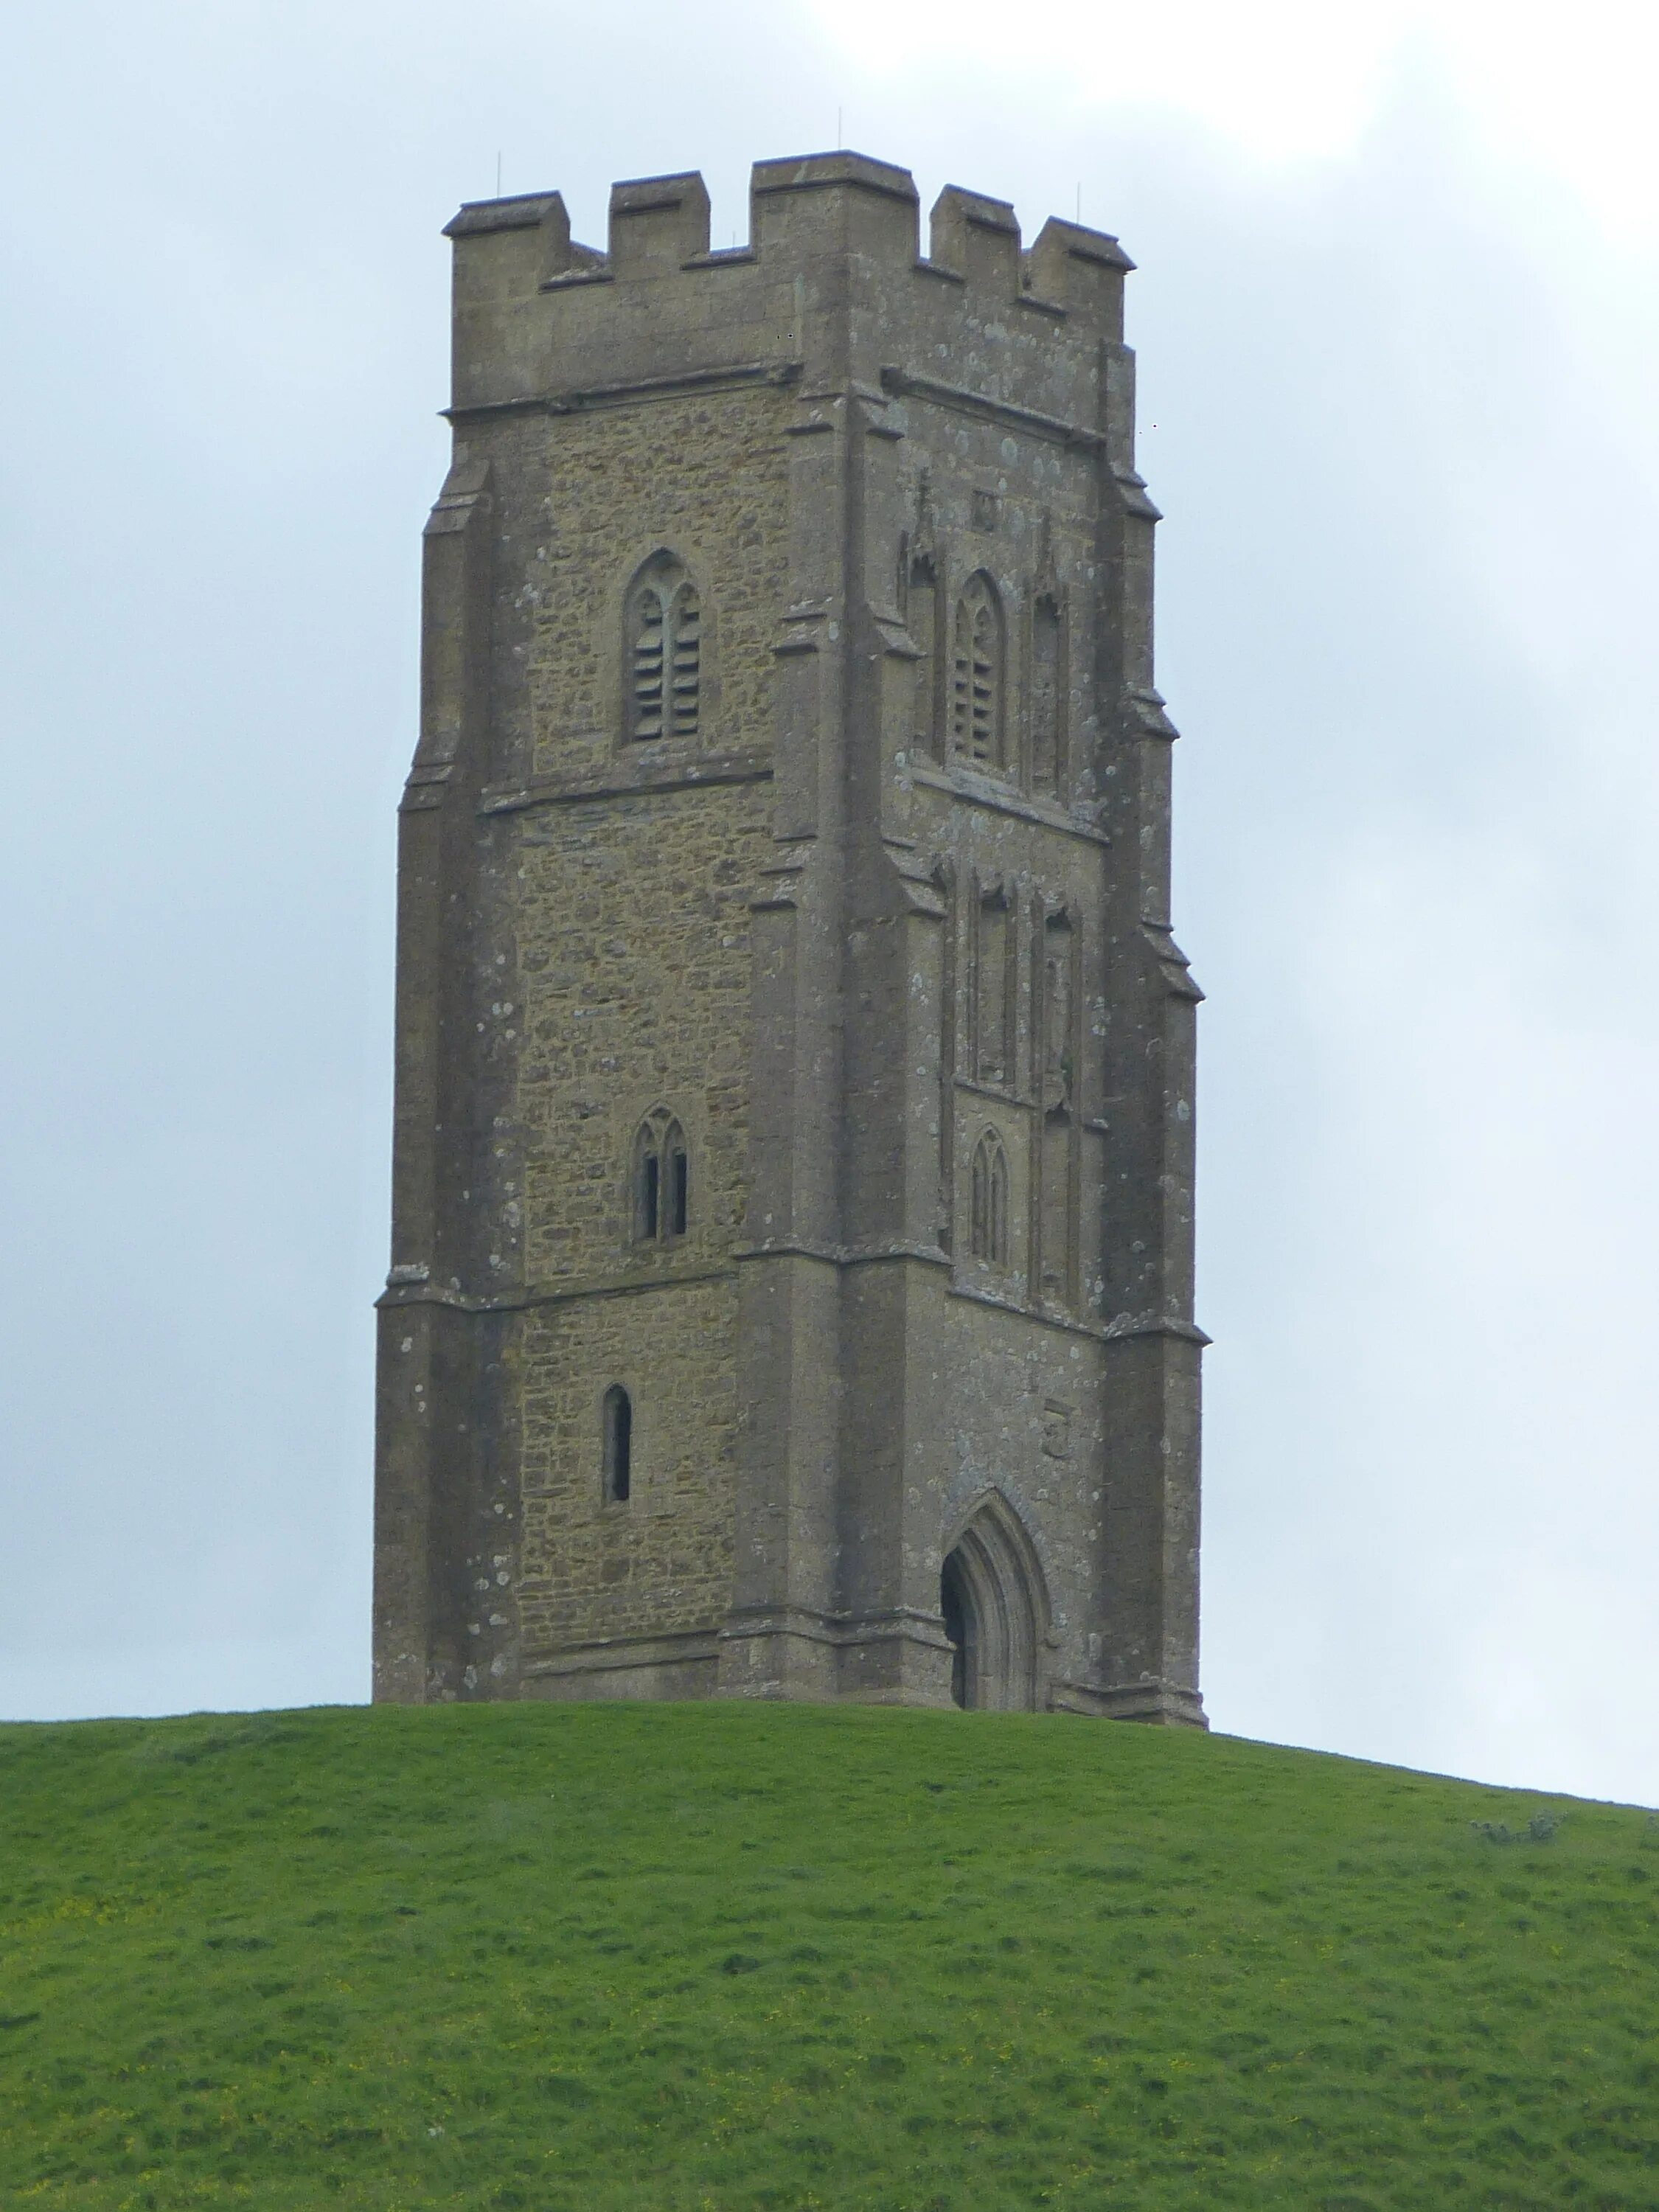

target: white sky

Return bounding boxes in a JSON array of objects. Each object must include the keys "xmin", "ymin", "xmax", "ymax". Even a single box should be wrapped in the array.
[
  {"xmin": 1, "ymin": 0, "xmax": 1655, "ymax": 1804},
  {"xmin": 816, "ymin": 0, "xmax": 1659, "ymax": 228}
]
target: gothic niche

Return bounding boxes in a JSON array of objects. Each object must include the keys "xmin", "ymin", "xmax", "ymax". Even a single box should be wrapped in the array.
[
  {"xmin": 625, "ymin": 551, "xmax": 700, "ymax": 742},
  {"xmin": 1031, "ymin": 591, "xmax": 1062, "ymax": 794},
  {"xmin": 1039, "ymin": 907, "xmax": 1075, "ymax": 1301},
  {"xmin": 906, "ymin": 546, "xmax": 938, "ymax": 757},
  {"xmin": 974, "ymin": 883, "xmax": 1012, "ymax": 1087},
  {"xmin": 900, "ymin": 472, "xmax": 939, "ymax": 757},
  {"xmin": 1030, "ymin": 515, "xmax": 1064, "ymax": 796}
]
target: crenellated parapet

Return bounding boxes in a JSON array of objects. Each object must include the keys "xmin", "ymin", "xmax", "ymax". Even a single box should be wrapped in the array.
[{"xmin": 441, "ymin": 153, "xmax": 1136, "ymax": 426}]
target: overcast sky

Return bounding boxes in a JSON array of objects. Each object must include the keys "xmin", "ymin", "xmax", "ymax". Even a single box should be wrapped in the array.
[{"xmin": 3, "ymin": 0, "xmax": 1656, "ymax": 1805}]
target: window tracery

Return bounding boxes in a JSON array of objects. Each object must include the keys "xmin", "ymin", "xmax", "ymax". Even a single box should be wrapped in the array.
[
  {"xmin": 631, "ymin": 1109, "xmax": 689, "ymax": 1245},
  {"xmin": 970, "ymin": 1127, "xmax": 1010, "ymax": 1268}
]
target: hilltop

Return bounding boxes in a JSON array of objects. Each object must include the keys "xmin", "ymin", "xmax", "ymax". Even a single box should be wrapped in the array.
[{"xmin": 1, "ymin": 1703, "xmax": 1655, "ymax": 2208}]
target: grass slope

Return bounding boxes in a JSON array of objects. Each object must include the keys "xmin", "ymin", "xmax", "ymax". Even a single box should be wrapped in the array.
[{"xmin": 1, "ymin": 1704, "xmax": 1656, "ymax": 2211}]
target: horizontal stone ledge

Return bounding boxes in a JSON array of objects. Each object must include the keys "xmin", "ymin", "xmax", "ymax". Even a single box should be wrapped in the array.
[
  {"xmin": 479, "ymin": 750, "xmax": 773, "ymax": 815},
  {"xmin": 948, "ymin": 1279, "xmax": 1208, "ymax": 1348},
  {"xmin": 734, "ymin": 1238, "xmax": 950, "ymax": 1270},
  {"xmin": 378, "ymin": 1259, "xmax": 1205, "ymax": 1343},
  {"xmin": 445, "ymin": 357, "xmax": 803, "ymax": 424},
  {"xmin": 907, "ymin": 761, "xmax": 1111, "ymax": 846},
  {"xmin": 880, "ymin": 365, "xmax": 1105, "ymax": 451},
  {"xmin": 717, "ymin": 1606, "xmax": 952, "ymax": 1652},
  {"xmin": 1050, "ymin": 1677, "xmax": 1208, "ymax": 1727},
  {"xmin": 377, "ymin": 1263, "xmax": 738, "ymax": 1314},
  {"xmin": 1099, "ymin": 1313, "xmax": 1212, "ymax": 1347},
  {"xmin": 522, "ymin": 1630, "xmax": 723, "ymax": 1679}
]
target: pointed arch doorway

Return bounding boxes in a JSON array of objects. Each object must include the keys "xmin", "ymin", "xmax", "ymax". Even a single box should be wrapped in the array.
[{"xmin": 939, "ymin": 1494, "xmax": 1049, "ymax": 1711}]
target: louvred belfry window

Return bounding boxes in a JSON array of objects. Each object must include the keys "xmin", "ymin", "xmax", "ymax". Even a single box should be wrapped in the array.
[
  {"xmin": 668, "ymin": 583, "xmax": 700, "ymax": 737},
  {"xmin": 632, "ymin": 591, "xmax": 665, "ymax": 737},
  {"xmin": 950, "ymin": 572, "xmax": 1004, "ymax": 771},
  {"xmin": 626, "ymin": 554, "xmax": 700, "ymax": 741}
]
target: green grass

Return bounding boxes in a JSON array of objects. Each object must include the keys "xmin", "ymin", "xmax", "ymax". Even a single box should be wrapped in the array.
[{"xmin": 1, "ymin": 1704, "xmax": 1657, "ymax": 2210}]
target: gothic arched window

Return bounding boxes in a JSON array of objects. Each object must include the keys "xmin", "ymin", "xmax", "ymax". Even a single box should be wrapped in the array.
[
  {"xmin": 602, "ymin": 1384, "xmax": 632, "ymax": 1504},
  {"xmin": 970, "ymin": 1128, "xmax": 1010, "ymax": 1268},
  {"xmin": 950, "ymin": 572, "xmax": 1005, "ymax": 772},
  {"xmin": 631, "ymin": 1109, "xmax": 689, "ymax": 1245},
  {"xmin": 625, "ymin": 553, "xmax": 701, "ymax": 742}
]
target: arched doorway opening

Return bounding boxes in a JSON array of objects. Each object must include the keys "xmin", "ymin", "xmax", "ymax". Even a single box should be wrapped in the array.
[
  {"xmin": 939, "ymin": 1493, "xmax": 1049, "ymax": 1711},
  {"xmin": 940, "ymin": 1548, "xmax": 970, "ymax": 1709}
]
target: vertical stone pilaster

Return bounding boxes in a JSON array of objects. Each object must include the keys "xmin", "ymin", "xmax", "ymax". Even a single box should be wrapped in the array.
[
  {"xmin": 718, "ymin": 311, "xmax": 855, "ymax": 1700},
  {"xmin": 372, "ymin": 460, "xmax": 507, "ymax": 1703}
]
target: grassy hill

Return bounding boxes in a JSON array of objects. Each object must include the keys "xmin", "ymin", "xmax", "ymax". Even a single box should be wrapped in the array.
[{"xmin": 1, "ymin": 1704, "xmax": 1656, "ymax": 2210}]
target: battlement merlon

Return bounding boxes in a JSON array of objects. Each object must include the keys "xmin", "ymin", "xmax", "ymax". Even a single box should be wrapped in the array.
[{"xmin": 442, "ymin": 153, "xmax": 1137, "ymax": 422}]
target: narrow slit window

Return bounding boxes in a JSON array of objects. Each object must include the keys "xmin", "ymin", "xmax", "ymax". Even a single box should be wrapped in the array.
[
  {"xmin": 641, "ymin": 1150, "xmax": 660, "ymax": 1242},
  {"xmin": 667, "ymin": 1130, "xmax": 689, "ymax": 1238},
  {"xmin": 602, "ymin": 1385, "xmax": 632, "ymax": 1504}
]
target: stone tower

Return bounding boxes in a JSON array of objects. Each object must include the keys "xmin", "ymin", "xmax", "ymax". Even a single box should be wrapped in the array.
[{"xmin": 373, "ymin": 153, "xmax": 1206, "ymax": 1724}]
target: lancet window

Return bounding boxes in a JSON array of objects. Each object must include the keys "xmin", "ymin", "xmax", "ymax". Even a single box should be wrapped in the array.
[
  {"xmin": 602, "ymin": 1384, "xmax": 633, "ymax": 1504},
  {"xmin": 625, "ymin": 553, "xmax": 700, "ymax": 742},
  {"xmin": 631, "ymin": 1109, "xmax": 689, "ymax": 1245},
  {"xmin": 949, "ymin": 572, "xmax": 1005, "ymax": 771},
  {"xmin": 970, "ymin": 1128, "xmax": 1011, "ymax": 1268}
]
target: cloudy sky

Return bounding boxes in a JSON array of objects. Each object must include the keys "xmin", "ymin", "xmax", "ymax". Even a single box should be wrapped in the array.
[{"xmin": 3, "ymin": 0, "xmax": 1656, "ymax": 1805}]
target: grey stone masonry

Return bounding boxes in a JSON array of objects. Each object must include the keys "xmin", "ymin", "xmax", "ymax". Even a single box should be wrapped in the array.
[{"xmin": 372, "ymin": 152, "xmax": 1206, "ymax": 1725}]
